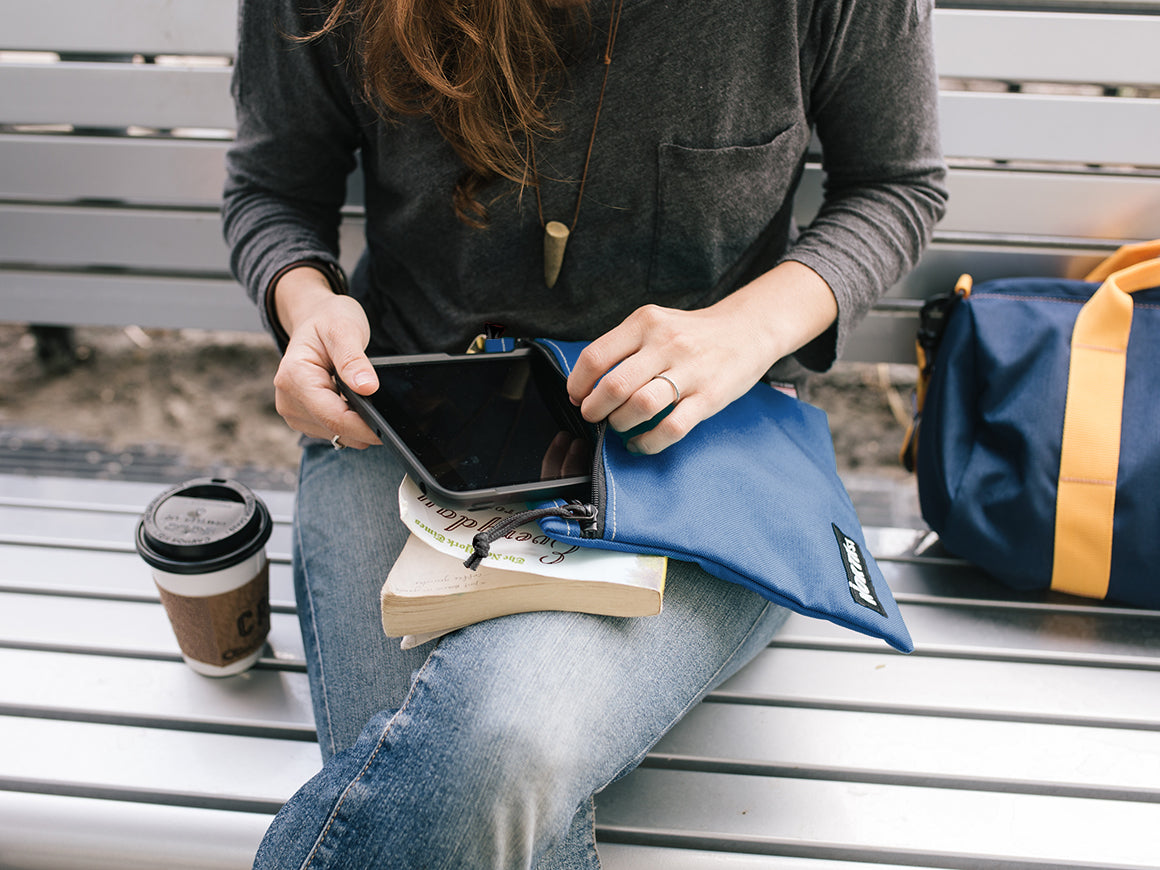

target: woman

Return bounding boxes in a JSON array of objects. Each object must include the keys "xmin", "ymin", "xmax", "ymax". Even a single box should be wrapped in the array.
[{"xmin": 224, "ymin": 0, "xmax": 946, "ymax": 866}]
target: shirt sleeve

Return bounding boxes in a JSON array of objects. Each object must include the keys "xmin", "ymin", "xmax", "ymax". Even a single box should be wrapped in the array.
[
  {"xmin": 783, "ymin": 0, "xmax": 949, "ymax": 371},
  {"xmin": 221, "ymin": 0, "xmax": 361, "ymax": 341}
]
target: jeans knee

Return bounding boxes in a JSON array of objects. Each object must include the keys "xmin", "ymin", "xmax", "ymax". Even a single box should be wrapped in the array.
[
  {"xmin": 412, "ymin": 700, "xmax": 589, "ymax": 861},
  {"xmin": 466, "ymin": 712, "xmax": 584, "ymax": 810}
]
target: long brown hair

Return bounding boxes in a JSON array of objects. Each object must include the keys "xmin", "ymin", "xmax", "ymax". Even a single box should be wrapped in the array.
[{"xmin": 312, "ymin": 0, "xmax": 586, "ymax": 226}]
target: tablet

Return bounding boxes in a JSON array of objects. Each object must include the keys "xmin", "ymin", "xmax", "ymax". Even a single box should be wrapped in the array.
[{"xmin": 339, "ymin": 348, "xmax": 594, "ymax": 508}]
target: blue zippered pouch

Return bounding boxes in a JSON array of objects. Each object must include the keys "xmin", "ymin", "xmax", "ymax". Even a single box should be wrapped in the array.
[{"xmin": 466, "ymin": 337, "xmax": 913, "ymax": 653}]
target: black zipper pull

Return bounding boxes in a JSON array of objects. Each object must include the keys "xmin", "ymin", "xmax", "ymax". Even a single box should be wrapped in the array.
[{"xmin": 464, "ymin": 502, "xmax": 598, "ymax": 570}]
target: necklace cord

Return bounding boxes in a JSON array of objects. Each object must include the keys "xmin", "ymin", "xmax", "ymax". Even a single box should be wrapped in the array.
[{"xmin": 533, "ymin": 0, "xmax": 627, "ymax": 231}]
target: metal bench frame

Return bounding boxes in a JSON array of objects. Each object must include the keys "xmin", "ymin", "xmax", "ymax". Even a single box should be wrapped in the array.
[{"xmin": 2, "ymin": 2, "xmax": 1159, "ymax": 868}]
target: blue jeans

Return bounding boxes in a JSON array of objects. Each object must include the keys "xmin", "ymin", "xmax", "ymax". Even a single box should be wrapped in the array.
[{"xmin": 255, "ymin": 441, "xmax": 790, "ymax": 870}]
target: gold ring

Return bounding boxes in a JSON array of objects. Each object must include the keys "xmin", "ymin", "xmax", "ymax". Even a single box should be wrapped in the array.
[{"xmin": 654, "ymin": 374, "xmax": 680, "ymax": 405}]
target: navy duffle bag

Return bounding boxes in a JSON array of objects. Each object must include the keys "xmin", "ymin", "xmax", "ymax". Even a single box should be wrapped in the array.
[{"xmin": 909, "ymin": 242, "xmax": 1160, "ymax": 607}]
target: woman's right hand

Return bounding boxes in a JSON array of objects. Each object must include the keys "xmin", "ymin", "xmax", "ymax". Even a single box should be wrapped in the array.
[{"xmin": 270, "ymin": 266, "xmax": 381, "ymax": 449}]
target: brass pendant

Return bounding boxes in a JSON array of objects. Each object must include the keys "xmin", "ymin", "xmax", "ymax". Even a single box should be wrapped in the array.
[{"xmin": 543, "ymin": 221, "xmax": 570, "ymax": 289}]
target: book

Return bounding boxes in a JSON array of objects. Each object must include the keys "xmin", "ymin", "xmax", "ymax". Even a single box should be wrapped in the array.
[{"xmin": 384, "ymin": 477, "xmax": 667, "ymax": 647}]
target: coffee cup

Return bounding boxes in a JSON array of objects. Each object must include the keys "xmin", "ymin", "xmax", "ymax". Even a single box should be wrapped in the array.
[{"xmin": 136, "ymin": 478, "xmax": 273, "ymax": 677}]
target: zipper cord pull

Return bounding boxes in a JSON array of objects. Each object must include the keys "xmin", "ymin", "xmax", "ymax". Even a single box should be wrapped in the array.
[{"xmin": 464, "ymin": 503, "xmax": 597, "ymax": 570}]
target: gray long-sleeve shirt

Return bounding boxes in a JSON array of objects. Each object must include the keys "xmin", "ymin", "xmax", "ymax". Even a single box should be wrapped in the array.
[{"xmin": 223, "ymin": 0, "xmax": 947, "ymax": 376}]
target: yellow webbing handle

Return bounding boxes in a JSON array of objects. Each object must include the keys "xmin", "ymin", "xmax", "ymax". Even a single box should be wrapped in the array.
[
  {"xmin": 1052, "ymin": 258, "xmax": 1160, "ymax": 597},
  {"xmin": 1083, "ymin": 240, "xmax": 1160, "ymax": 283}
]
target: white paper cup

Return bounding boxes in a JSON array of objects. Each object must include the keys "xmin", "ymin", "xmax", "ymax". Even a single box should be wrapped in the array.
[{"xmin": 135, "ymin": 479, "xmax": 273, "ymax": 677}]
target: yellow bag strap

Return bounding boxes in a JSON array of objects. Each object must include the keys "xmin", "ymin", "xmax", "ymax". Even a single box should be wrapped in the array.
[
  {"xmin": 1052, "ymin": 258, "xmax": 1160, "ymax": 598},
  {"xmin": 1083, "ymin": 239, "xmax": 1160, "ymax": 283}
]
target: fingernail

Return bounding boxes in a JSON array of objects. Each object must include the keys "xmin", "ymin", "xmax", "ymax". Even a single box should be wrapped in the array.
[{"xmin": 354, "ymin": 371, "xmax": 374, "ymax": 388}]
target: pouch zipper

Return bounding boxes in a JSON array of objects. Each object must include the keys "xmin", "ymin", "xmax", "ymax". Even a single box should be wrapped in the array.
[
  {"xmin": 529, "ymin": 340, "xmax": 607, "ymax": 537},
  {"xmin": 462, "ymin": 342, "xmax": 608, "ymax": 570},
  {"xmin": 584, "ymin": 421, "xmax": 608, "ymax": 539},
  {"xmin": 526, "ymin": 343, "xmax": 670, "ymax": 543}
]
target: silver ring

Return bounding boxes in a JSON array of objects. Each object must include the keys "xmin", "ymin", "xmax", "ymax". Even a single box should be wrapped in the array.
[
  {"xmin": 653, "ymin": 374, "xmax": 680, "ymax": 405},
  {"xmin": 330, "ymin": 433, "xmax": 346, "ymax": 451}
]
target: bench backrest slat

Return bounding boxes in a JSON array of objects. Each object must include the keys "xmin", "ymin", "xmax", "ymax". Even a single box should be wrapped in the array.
[
  {"xmin": 0, "ymin": 62, "xmax": 234, "ymax": 131},
  {"xmin": 0, "ymin": 203, "xmax": 365, "ymax": 276},
  {"xmin": 0, "ymin": 271, "xmax": 263, "ymax": 331},
  {"xmin": 934, "ymin": 9, "xmax": 1160, "ymax": 86},
  {"xmin": 0, "ymin": 134, "xmax": 231, "ymax": 206},
  {"xmin": 0, "ymin": 0, "xmax": 238, "ymax": 56},
  {"xmin": 940, "ymin": 91, "xmax": 1160, "ymax": 166}
]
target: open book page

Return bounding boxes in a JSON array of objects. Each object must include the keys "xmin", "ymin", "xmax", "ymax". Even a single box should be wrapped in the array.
[{"xmin": 397, "ymin": 476, "xmax": 664, "ymax": 590}]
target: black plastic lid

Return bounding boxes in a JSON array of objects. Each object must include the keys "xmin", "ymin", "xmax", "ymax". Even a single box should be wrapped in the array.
[{"xmin": 135, "ymin": 478, "xmax": 272, "ymax": 575}]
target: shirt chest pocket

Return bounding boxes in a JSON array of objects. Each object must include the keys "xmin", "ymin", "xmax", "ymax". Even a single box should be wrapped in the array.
[{"xmin": 650, "ymin": 124, "xmax": 805, "ymax": 298}]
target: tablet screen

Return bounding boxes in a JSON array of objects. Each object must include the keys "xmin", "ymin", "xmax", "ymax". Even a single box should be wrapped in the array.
[{"xmin": 365, "ymin": 352, "xmax": 593, "ymax": 493}]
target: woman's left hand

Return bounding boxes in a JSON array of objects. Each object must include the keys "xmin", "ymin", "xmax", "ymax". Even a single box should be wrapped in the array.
[{"xmin": 566, "ymin": 261, "xmax": 838, "ymax": 454}]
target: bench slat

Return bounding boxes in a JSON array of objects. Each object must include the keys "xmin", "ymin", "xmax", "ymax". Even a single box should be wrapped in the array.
[
  {"xmin": 0, "ymin": 0, "xmax": 238, "ymax": 56},
  {"xmin": 0, "ymin": 270, "xmax": 262, "ymax": 331},
  {"xmin": 0, "ymin": 791, "xmax": 269, "ymax": 870},
  {"xmin": 0, "ymin": 716, "xmax": 316, "ymax": 811},
  {"xmin": 0, "ymin": 204, "xmax": 231, "ymax": 275},
  {"xmin": 881, "ymin": 557, "xmax": 1160, "ymax": 614},
  {"xmin": 903, "ymin": 168, "xmax": 1159, "ymax": 242},
  {"xmin": 596, "ymin": 768, "xmax": 1160, "ymax": 869},
  {"xmin": 0, "ymin": 648, "xmax": 314, "ymax": 736},
  {"xmin": 0, "ymin": 544, "xmax": 296, "ymax": 604},
  {"xmin": 0, "ymin": 473, "xmax": 295, "ymax": 515},
  {"xmin": 958, "ymin": 0, "xmax": 1160, "ymax": 10},
  {"xmin": 939, "ymin": 90, "xmax": 1160, "ymax": 167},
  {"xmin": 840, "ymin": 311, "xmax": 923, "ymax": 365},
  {"xmin": 721, "ymin": 648, "xmax": 1160, "ymax": 729},
  {"xmin": 0, "ymin": 62, "xmax": 234, "ymax": 131},
  {"xmin": 797, "ymin": 168, "xmax": 1160, "ymax": 246},
  {"xmin": 599, "ymin": 845, "xmax": 940, "ymax": 870},
  {"xmin": 0, "ymin": 135, "xmax": 232, "ymax": 205},
  {"xmin": 934, "ymin": 9, "xmax": 1160, "ymax": 86},
  {"xmin": 0, "ymin": 500, "xmax": 293, "ymax": 559},
  {"xmin": 652, "ymin": 702, "xmax": 1160, "ymax": 800},
  {"xmin": 0, "ymin": 591, "xmax": 306, "ymax": 664},
  {"xmin": 0, "ymin": 203, "xmax": 365, "ymax": 275},
  {"xmin": 776, "ymin": 605, "xmax": 1160, "ymax": 666}
]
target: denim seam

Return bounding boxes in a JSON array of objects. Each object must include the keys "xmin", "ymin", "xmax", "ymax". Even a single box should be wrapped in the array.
[
  {"xmin": 295, "ymin": 468, "xmax": 339, "ymax": 760},
  {"xmin": 585, "ymin": 797, "xmax": 602, "ymax": 870},
  {"xmin": 298, "ymin": 648, "xmax": 442, "ymax": 870}
]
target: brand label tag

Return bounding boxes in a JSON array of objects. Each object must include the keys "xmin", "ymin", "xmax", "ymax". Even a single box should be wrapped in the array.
[{"xmin": 833, "ymin": 524, "xmax": 886, "ymax": 617}]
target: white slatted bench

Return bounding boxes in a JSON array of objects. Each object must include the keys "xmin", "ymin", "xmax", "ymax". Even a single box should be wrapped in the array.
[{"xmin": 3, "ymin": 2, "xmax": 1160, "ymax": 869}]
